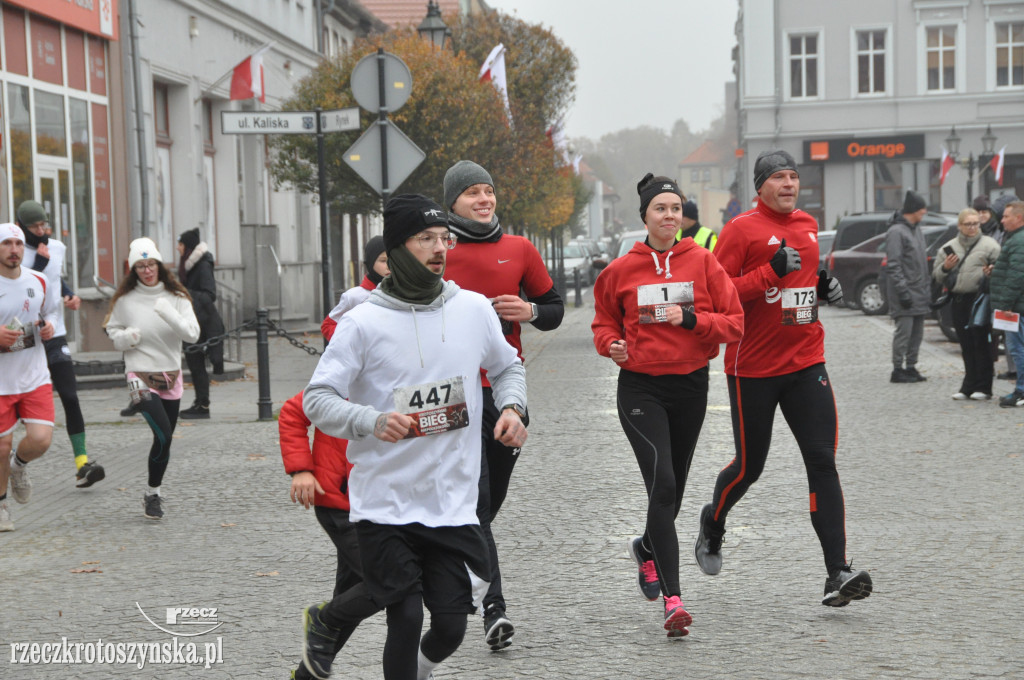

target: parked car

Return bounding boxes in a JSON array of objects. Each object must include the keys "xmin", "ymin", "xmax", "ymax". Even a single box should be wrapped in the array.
[
  {"xmin": 614, "ymin": 229, "xmax": 649, "ymax": 259},
  {"xmin": 828, "ymin": 224, "xmax": 950, "ymax": 316},
  {"xmin": 829, "ymin": 211, "xmax": 958, "ymax": 256},
  {"xmin": 817, "ymin": 231, "xmax": 836, "ymax": 273},
  {"xmin": 546, "ymin": 241, "xmax": 599, "ymax": 287}
]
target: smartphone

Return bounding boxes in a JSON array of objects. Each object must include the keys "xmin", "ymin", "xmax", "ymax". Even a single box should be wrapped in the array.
[{"xmin": 942, "ymin": 245, "xmax": 955, "ymax": 257}]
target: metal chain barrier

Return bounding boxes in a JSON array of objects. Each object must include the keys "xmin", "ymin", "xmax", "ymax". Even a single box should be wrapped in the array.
[
  {"xmin": 183, "ymin": 319, "xmax": 259, "ymax": 354},
  {"xmin": 265, "ymin": 319, "xmax": 323, "ymax": 356}
]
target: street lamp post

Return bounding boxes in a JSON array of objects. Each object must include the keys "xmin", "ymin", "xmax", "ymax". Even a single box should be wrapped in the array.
[
  {"xmin": 945, "ymin": 125, "xmax": 998, "ymax": 206},
  {"xmin": 417, "ymin": 1, "xmax": 450, "ymax": 50}
]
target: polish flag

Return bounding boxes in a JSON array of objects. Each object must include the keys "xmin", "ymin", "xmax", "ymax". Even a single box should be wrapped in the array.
[
  {"xmin": 230, "ymin": 46, "xmax": 271, "ymax": 102},
  {"xmin": 479, "ymin": 43, "xmax": 511, "ymax": 121},
  {"xmin": 990, "ymin": 146, "xmax": 1006, "ymax": 186},
  {"xmin": 939, "ymin": 146, "xmax": 955, "ymax": 186}
]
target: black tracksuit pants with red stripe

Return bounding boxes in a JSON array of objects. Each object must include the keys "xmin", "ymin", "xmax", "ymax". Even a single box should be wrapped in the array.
[{"xmin": 706, "ymin": 363, "xmax": 847, "ymax": 574}]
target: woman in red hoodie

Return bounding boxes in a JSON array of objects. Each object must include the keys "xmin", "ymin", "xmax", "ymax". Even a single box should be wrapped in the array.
[{"xmin": 592, "ymin": 173, "xmax": 743, "ymax": 638}]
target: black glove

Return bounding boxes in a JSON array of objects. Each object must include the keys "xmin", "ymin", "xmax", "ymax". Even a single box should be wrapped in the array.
[
  {"xmin": 680, "ymin": 307, "xmax": 697, "ymax": 330},
  {"xmin": 898, "ymin": 293, "xmax": 913, "ymax": 310},
  {"xmin": 769, "ymin": 238, "xmax": 801, "ymax": 278},
  {"xmin": 817, "ymin": 270, "xmax": 843, "ymax": 305}
]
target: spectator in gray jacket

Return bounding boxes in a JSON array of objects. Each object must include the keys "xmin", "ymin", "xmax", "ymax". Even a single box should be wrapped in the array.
[{"xmin": 885, "ymin": 191, "xmax": 931, "ymax": 383}]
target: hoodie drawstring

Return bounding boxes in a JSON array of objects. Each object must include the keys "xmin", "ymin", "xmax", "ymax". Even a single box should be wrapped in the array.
[
  {"xmin": 649, "ymin": 250, "xmax": 673, "ymax": 279},
  {"xmin": 409, "ymin": 294, "xmax": 447, "ymax": 369}
]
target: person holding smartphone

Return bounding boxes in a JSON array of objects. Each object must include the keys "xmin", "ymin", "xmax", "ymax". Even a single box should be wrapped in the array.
[{"xmin": 933, "ymin": 208, "xmax": 1001, "ymax": 400}]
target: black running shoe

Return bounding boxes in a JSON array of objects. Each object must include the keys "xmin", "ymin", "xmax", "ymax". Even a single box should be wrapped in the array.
[
  {"xmin": 76, "ymin": 461, "xmax": 106, "ymax": 488},
  {"xmin": 302, "ymin": 603, "xmax": 340, "ymax": 679},
  {"xmin": 483, "ymin": 605, "xmax": 514, "ymax": 651},
  {"xmin": 627, "ymin": 537, "xmax": 661, "ymax": 601},
  {"xmin": 143, "ymin": 493, "xmax": 164, "ymax": 520},
  {"xmin": 694, "ymin": 502, "xmax": 723, "ymax": 575},
  {"xmin": 179, "ymin": 403, "xmax": 210, "ymax": 420},
  {"xmin": 121, "ymin": 401, "xmax": 140, "ymax": 417},
  {"xmin": 822, "ymin": 565, "xmax": 872, "ymax": 607},
  {"xmin": 904, "ymin": 367, "xmax": 927, "ymax": 382},
  {"xmin": 890, "ymin": 368, "xmax": 915, "ymax": 383}
]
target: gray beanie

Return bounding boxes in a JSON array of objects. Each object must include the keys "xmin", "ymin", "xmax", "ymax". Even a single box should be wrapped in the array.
[
  {"xmin": 992, "ymin": 193, "xmax": 1021, "ymax": 220},
  {"xmin": 443, "ymin": 160, "xmax": 494, "ymax": 209},
  {"xmin": 753, "ymin": 149, "xmax": 799, "ymax": 192},
  {"xmin": 16, "ymin": 200, "xmax": 47, "ymax": 226}
]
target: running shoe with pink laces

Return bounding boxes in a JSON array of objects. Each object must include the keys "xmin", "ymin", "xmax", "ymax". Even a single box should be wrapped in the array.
[
  {"xmin": 663, "ymin": 595, "xmax": 692, "ymax": 637},
  {"xmin": 627, "ymin": 537, "xmax": 661, "ymax": 601}
]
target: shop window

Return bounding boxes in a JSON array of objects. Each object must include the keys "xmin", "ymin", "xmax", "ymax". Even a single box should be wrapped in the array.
[
  {"xmin": 796, "ymin": 164, "xmax": 824, "ymax": 227},
  {"xmin": 995, "ymin": 22, "xmax": 1024, "ymax": 87},
  {"xmin": 70, "ymin": 98, "xmax": 94, "ymax": 290},
  {"xmin": 926, "ymin": 26, "xmax": 956, "ymax": 91},
  {"xmin": 873, "ymin": 161, "xmax": 902, "ymax": 210},
  {"xmin": 34, "ymin": 90, "xmax": 67, "ymax": 157},
  {"xmin": 154, "ymin": 84, "xmax": 171, "ymax": 144},
  {"xmin": 8, "ymin": 85, "xmax": 33, "ymax": 209}
]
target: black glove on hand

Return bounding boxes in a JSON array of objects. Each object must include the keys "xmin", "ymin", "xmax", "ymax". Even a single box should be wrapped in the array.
[
  {"xmin": 898, "ymin": 293, "xmax": 913, "ymax": 310},
  {"xmin": 680, "ymin": 307, "xmax": 697, "ymax": 330},
  {"xmin": 817, "ymin": 270, "xmax": 843, "ymax": 305},
  {"xmin": 769, "ymin": 238, "xmax": 801, "ymax": 278}
]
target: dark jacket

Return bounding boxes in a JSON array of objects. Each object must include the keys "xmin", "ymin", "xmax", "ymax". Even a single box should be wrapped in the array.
[
  {"xmin": 885, "ymin": 214, "xmax": 931, "ymax": 317},
  {"xmin": 180, "ymin": 243, "xmax": 225, "ymax": 357},
  {"xmin": 990, "ymin": 227, "xmax": 1024, "ymax": 315}
]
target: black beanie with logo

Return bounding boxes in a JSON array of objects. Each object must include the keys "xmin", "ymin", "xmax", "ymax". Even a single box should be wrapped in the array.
[{"xmin": 382, "ymin": 194, "xmax": 449, "ymax": 253}]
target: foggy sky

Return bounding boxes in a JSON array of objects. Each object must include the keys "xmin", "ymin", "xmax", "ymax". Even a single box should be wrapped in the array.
[{"xmin": 483, "ymin": 0, "xmax": 737, "ymax": 141}]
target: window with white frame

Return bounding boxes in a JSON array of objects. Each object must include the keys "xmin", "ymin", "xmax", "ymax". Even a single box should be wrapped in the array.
[
  {"xmin": 995, "ymin": 21, "xmax": 1024, "ymax": 87},
  {"xmin": 926, "ymin": 26, "xmax": 956, "ymax": 91},
  {"xmin": 789, "ymin": 33, "xmax": 819, "ymax": 98},
  {"xmin": 856, "ymin": 29, "xmax": 886, "ymax": 94}
]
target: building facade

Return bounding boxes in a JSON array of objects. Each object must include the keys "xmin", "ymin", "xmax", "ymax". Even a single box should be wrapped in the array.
[{"xmin": 735, "ymin": 0, "xmax": 1024, "ymax": 230}]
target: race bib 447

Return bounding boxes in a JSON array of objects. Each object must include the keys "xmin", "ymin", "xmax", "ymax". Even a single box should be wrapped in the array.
[{"xmin": 393, "ymin": 376, "xmax": 470, "ymax": 438}]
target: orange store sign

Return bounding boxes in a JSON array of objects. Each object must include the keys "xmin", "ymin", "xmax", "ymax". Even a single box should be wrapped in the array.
[
  {"xmin": 6, "ymin": 0, "xmax": 118, "ymax": 41},
  {"xmin": 803, "ymin": 135, "xmax": 924, "ymax": 163}
]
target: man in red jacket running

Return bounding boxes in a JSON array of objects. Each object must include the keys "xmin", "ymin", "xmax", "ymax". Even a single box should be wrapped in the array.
[{"xmin": 692, "ymin": 149, "xmax": 874, "ymax": 607}]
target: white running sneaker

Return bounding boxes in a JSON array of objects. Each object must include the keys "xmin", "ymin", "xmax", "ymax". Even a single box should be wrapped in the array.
[
  {"xmin": 951, "ymin": 392, "xmax": 969, "ymax": 400},
  {"xmin": 0, "ymin": 501, "xmax": 13, "ymax": 531},
  {"xmin": 969, "ymin": 392, "xmax": 992, "ymax": 401},
  {"xmin": 9, "ymin": 452, "xmax": 32, "ymax": 504}
]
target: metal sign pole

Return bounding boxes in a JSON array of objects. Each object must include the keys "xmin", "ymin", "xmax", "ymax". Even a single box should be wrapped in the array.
[
  {"xmin": 316, "ymin": 107, "xmax": 331, "ymax": 317},
  {"xmin": 377, "ymin": 47, "xmax": 390, "ymax": 206}
]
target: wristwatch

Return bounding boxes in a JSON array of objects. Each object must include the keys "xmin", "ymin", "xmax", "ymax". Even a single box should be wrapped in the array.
[
  {"xmin": 527, "ymin": 303, "xmax": 539, "ymax": 323},
  {"xmin": 501, "ymin": 403, "xmax": 526, "ymax": 419}
]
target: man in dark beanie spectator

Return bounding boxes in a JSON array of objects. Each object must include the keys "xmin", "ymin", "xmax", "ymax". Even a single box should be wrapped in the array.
[
  {"xmin": 674, "ymin": 199, "xmax": 718, "ymax": 251},
  {"xmin": 441, "ymin": 159, "xmax": 563, "ymax": 651},
  {"xmin": 177, "ymin": 228, "xmax": 225, "ymax": 419},
  {"xmin": 694, "ymin": 148, "xmax": 872, "ymax": 610},
  {"xmin": 885, "ymin": 190, "xmax": 931, "ymax": 383},
  {"xmin": 300, "ymin": 194, "xmax": 527, "ymax": 680}
]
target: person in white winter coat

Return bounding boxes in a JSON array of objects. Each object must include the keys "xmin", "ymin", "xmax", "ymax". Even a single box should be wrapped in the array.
[
  {"xmin": 103, "ymin": 238, "xmax": 199, "ymax": 520},
  {"xmin": 298, "ymin": 194, "xmax": 527, "ymax": 680}
]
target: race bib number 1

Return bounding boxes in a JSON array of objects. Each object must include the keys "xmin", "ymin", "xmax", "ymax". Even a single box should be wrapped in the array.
[
  {"xmin": 393, "ymin": 376, "xmax": 469, "ymax": 438},
  {"xmin": 637, "ymin": 282, "xmax": 694, "ymax": 324},
  {"xmin": 780, "ymin": 286, "xmax": 817, "ymax": 325}
]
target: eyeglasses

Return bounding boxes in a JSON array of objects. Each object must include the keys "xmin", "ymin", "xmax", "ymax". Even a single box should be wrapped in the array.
[
  {"xmin": 961, "ymin": 221, "xmax": 980, "ymax": 227},
  {"xmin": 409, "ymin": 232, "xmax": 457, "ymax": 250},
  {"xmin": 134, "ymin": 261, "xmax": 159, "ymax": 272}
]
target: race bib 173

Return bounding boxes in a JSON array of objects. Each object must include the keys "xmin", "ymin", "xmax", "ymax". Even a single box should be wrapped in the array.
[{"xmin": 780, "ymin": 286, "xmax": 817, "ymax": 325}]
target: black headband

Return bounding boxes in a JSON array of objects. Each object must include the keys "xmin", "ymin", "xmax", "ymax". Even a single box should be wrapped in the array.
[{"xmin": 637, "ymin": 173, "xmax": 684, "ymax": 222}]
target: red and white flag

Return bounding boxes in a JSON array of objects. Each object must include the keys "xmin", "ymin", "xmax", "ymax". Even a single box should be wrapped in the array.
[
  {"xmin": 939, "ymin": 146, "xmax": 955, "ymax": 185},
  {"xmin": 479, "ymin": 43, "xmax": 511, "ymax": 121},
  {"xmin": 230, "ymin": 45, "xmax": 272, "ymax": 102},
  {"xmin": 990, "ymin": 146, "xmax": 1006, "ymax": 186}
]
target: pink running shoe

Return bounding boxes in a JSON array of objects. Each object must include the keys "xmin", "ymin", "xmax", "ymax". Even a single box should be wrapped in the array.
[{"xmin": 663, "ymin": 595, "xmax": 692, "ymax": 637}]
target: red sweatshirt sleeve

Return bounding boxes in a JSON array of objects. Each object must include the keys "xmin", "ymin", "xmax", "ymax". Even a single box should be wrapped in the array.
[
  {"xmin": 691, "ymin": 252, "xmax": 745, "ymax": 345},
  {"xmin": 591, "ymin": 265, "xmax": 625, "ymax": 357},
  {"xmin": 715, "ymin": 219, "xmax": 782, "ymax": 302},
  {"xmin": 279, "ymin": 392, "xmax": 314, "ymax": 475}
]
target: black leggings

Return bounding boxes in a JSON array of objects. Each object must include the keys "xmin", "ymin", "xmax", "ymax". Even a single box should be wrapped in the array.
[
  {"xmin": 709, "ymin": 364, "xmax": 847, "ymax": 573},
  {"xmin": 49, "ymin": 361, "xmax": 85, "ymax": 437},
  {"xmin": 617, "ymin": 368, "xmax": 708, "ymax": 597},
  {"xmin": 475, "ymin": 386, "xmax": 528, "ymax": 611},
  {"xmin": 377, "ymin": 594, "xmax": 465, "ymax": 680},
  {"xmin": 137, "ymin": 397, "xmax": 179, "ymax": 488}
]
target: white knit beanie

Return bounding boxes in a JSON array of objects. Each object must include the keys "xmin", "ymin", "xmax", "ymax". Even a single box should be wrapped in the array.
[{"xmin": 127, "ymin": 237, "xmax": 163, "ymax": 269}]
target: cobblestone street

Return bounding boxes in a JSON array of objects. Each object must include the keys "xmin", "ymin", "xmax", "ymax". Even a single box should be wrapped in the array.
[{"xmin": 2, "ymin": 301, "xmax": 1021, "ymax": 679}]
